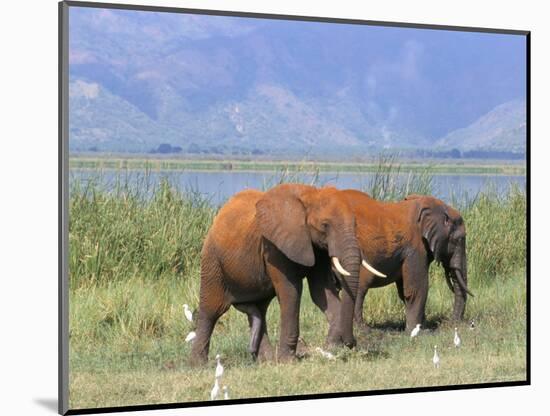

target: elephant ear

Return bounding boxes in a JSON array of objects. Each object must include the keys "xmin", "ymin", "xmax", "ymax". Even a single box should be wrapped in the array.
[
  {"xmin": 255, "ymin": 185, "xmax": 315, "ymax": 267},
  {"xmin": 407, "ymin": 195, "xmax": 450, "ymax": 262}
]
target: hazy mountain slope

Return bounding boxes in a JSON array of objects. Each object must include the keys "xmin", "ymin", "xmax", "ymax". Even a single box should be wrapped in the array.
[
  {"xmin": 436, "ymin": 100, "xmax": 526, "ymax": 152},
  {"xmin": 68, "ymin": 7, "xmax": 527, "ymax": 154},
  {"xmin": 69, "ymin": 80, "xmax": 181, "ymax": 152}
]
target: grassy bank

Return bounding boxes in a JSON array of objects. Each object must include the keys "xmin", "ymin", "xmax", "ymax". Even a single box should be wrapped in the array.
[
  {"xmin": 69, "ymin": 156, "xmax": 526, "ymax": 175},
  {"xmin": 68, "ymin": 165, "xmax": 527, "ymax": 409}
]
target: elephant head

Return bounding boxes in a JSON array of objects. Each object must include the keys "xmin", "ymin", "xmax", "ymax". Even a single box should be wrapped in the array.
[
  {"xmin": 256, "ymin": 183, "xmax": 382, "ymax": 347},
  {"xmin": 406, "ymin": 194, "xmax": 473, "ymax": 321}
]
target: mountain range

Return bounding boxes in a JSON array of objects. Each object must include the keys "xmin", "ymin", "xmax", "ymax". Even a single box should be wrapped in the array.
[
  {"xmin": 436, "ymin": 100, "xmax": 526, "ymax": 153},
  {"xmin": 68, "ymin": 7, "xmax": 527, "ymax": 156}
]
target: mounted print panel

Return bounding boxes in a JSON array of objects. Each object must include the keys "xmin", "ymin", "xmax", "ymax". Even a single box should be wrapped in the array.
[{"xmin": 59, "ymin": 1, "xmax": 529, "ymax": 414}]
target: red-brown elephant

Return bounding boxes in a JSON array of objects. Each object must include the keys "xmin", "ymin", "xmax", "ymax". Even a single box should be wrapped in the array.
[
  {"xmin": 189, "ymin": 183, "xmax": 383, "ymax": 364},
  {"xmin": 340, "ymin": 190, "xmax": 472, "ymax": 332}
]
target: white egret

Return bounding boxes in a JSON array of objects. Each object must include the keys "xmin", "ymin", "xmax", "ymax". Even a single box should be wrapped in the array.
[
  {"xmin": 210, "ymin": 378, "xmax": 220, "ymax": 400},
  {"xmin": 410, "ymin": 324, "xmax": 421, "ymax": 339},
  {"xmin": 183, "ymin": 304, "xmax": 193, "ymax": 322},
  {"xmin": 432, "ymin": 345, "xmax": 440, "ymax": 368},
  {"xmin": 223, "ymin": 385, "xmax": 229, "ymax": 400},
  {"xmin": 454, "ymin": 327, "xmax": 461, "ymax": 348},
  {"xmin": 185, "ymin": 331, "xmax": 196, "ymax": 343},
  {"xmin": 215, "ymin": 354, "xmax": 224, "ymax": 379},
  {"xmin": 315, "ymin": 347, "xmax": 336, "ymax": 360}
]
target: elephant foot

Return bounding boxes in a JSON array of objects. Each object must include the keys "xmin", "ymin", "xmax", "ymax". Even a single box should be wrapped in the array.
[
  {"xmin": 343, "ymin": 337, "xmax": 357, "ymax": 349},
  {"xmin": 451, "ymin": 313, "xmax": 465, "ymax": 322},
  {"xmin": 187, "ymin": 353, "xmax": 208, "ymax": 367},
  {"xmin": 326, "ymin": 337, "xmax": 344, "ymax": 349},
  {"xmin": 326, "ymin": 331, "xmax": 360, "ymax": 348},
  {"xmin": 256, "ymin": 338, "xmax": 275, "ymax": 362},
  {"xmin": 276, "ymin": 346, "xmax": 297, "ymax": 363},
  {"xmin": 326, "ymin": 329, "xmax": 344, "ymax": 348}
]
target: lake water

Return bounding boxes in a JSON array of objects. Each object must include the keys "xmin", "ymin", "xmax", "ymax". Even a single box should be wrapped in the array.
[{"xmin": 70, "ymin": 170, "xmax": 526, "ymax": 207}]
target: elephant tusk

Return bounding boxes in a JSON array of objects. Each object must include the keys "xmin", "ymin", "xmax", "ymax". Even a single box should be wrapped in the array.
[
  {"xmin": 332, "ymin": 257, "xmax": 351, "ymax": 276},
  {"xmin": 362, "ymin": 259, "xmax": 387, "ymax": 278}
]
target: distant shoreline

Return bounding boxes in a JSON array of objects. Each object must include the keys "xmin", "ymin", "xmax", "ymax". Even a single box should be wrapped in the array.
[{"xmin": 69, "ymin": 156, "xmax": 526, "ymax": 175}]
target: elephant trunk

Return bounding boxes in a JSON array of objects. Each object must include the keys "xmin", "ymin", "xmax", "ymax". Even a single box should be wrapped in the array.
[
  {"xmin": 447, "ymin": 246, "xmax": 471, "ymax": 321},
  {"xmin": 330, "ymin": 227, "xmax": 361, "ymax": 348}
]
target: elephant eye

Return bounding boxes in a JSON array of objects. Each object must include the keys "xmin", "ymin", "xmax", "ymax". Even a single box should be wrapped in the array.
[{"xmin": 321, "ymin": 221, "xmax": 329, "ymax": 231}]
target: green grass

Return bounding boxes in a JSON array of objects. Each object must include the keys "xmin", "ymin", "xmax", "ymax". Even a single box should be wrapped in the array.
[
  {"xmin": 68, "ymin": 163, "xmax": 527, "ymax": 410},
  {"xmin": 69, "ymin": 155, "xmax": 526, "ymax": 175}
]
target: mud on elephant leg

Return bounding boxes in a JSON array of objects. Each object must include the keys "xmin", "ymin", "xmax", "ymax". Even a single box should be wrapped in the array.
[
  {"xmin": 394, "ymin": 277, "xmax": 425, "ymax": 331},
  {"xmin": 403, "ymin": 290, "xmax": 428, "ymax": 333},
  {"xmin": 190, "ymin": 303, "xmax": 230, "ymax": 365},
  {"xmin": 276, "ymin": 278, "xmax": 303, "ymax": 360},
  {"xmin": 268, "ymin": 270, "xmax": 303, "ymax": 360},
  {"xmin": 256, "ymin": 299, "xmax": 274, "ymax": 362},
  {"xmin": 402, "ymin": 257, "xmax": 429, "ymax": 333},
  {"xmin": 306, "ymin": 266, "xmax": 344, "ymax": 346},
  {"xmin": 190, "ymin": 258, "xmax": 231, "ymax": 365}
]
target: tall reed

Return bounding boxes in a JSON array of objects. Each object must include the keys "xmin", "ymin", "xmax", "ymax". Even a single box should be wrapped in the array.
[
  {"xmin": 69, "ymin": 162, "xmax": 525, "ymax": 290},
  {"xmin": 362, "ymin": 154, "xmax": 434, "ymax": 200}
]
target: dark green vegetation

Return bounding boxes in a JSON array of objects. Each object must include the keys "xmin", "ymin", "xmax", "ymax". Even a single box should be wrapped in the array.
[{"xmin": 68, "ymin": 163, "xmax": 526, "ymax": 409}]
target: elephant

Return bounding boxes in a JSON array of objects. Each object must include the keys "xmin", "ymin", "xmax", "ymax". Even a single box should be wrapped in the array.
[
  {"xmin": 189, "ymin": 183, "xmax": 384, "ymax": 364},
  {"xmin": 338, "ymin": 190, "xmax": 472, "ymax": 332}
]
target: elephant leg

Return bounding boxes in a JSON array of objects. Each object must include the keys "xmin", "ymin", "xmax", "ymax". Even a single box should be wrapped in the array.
[
  {"xmin": 275, "ymin": 276, "xmax": 303, "ymax": 360},
  {"xmin": 353, "ymin": 269, "xmax": 371, "ymax": 330},
  {"xmin": 306, "ymin": 268, "xmax": 343, "ymax": 346},
  {"xmin": 256, "ymin": 299, "xmax": 274, "ymax": 362},
  {"xmin": 190, "ymin": 259, "xmax": 230, "ymax": 365},
  {"xmin": 266, "ymin": 258, "xmax": 303, "ymax": 360},
  {"xmin": 395, "ymin": 276, "xmax": 405, "ymax": 304},
  {"xmin": 401, "ymin": 256, "xmax": 429, "ymax": 333},
  {"xmin": 190, "ymin": 303, "xmax": 229, "ymax": 365},
  {"xmin": 233, "ymin": 303, "xmax": 263, "ymax": 356},
  {"xmin": 233, "ymin": 303, "xmax": 265, "ymax": 359}
]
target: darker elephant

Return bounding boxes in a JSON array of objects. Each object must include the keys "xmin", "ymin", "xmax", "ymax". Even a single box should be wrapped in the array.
[
  {"xmin": 189, "ymin": 183, "xmax": 383, "ymax": 364},
  {"xmin": 340, "ymin": 190, "xmax": 472, "ymax": 332}
]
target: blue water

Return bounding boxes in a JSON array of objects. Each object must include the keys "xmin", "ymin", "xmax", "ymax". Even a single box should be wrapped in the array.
[{"xmin": 70, "ymin": 170, "xmax": 526, "ymax": 207}]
